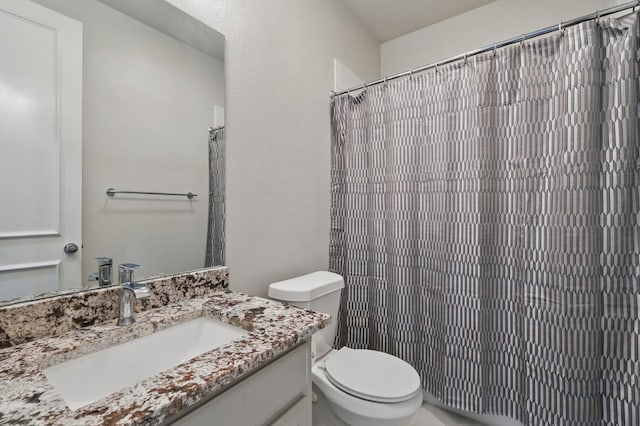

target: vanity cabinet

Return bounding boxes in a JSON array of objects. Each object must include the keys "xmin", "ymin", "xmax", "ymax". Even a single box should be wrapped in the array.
[{"xmin": 167, "ymin": 341, "xmax": 312, "ymax": 426}]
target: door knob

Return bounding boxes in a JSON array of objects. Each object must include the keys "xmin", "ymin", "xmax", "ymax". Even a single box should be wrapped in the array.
[{"xmin": 64, "ymin": 243, "xmax": 79, "ymax": 254}]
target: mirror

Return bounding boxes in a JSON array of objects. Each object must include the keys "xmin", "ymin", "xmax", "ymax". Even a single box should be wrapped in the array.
[{"xmin": 0, "ymin": 0, "xmax": 225, "ymax": 304}]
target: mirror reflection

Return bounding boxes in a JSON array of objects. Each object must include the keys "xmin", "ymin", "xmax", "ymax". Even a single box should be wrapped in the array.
[{"xmin": 0, "ymin": 0, "xmax": 225, "ymax": 304}]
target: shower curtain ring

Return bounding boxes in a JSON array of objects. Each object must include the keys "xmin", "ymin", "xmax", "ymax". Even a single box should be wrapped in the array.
[
  {"xmin": 493, "ymin": 43, "xmax": 497, "ymax": 56},
  {"xmin": 596, "ymin": 10, "xmax": 601, "ymax": 25},
  {"xmin": 464, "ymin": 53, "xmax": 468, "ymax": 64},
  {"xmin": 409, "ymin": 68, "xmax": 413, "ymax": 80},
  {"xmin": 558, "ymin": 21, "xmax": 565, "ymax": 36},
  {"xmin": 520, "ymin": 34, "xmax": 525, "ymax": 47},
  {"xmin": 435, "ymin": 62, "xmax": 439, "ymax": 73}
]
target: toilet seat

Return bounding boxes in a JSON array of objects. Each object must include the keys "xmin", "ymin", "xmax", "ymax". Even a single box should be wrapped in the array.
[{"xmin": 323, "ymin": 347, "xmax": 421, "ymax": 403}]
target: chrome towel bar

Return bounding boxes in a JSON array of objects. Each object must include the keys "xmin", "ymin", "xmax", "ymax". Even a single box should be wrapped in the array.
[{"xmin": 106, "ymin": 187, "xmax": 197, "ymax": 199}]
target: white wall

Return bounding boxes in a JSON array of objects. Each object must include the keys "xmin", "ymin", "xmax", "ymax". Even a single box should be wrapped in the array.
[
  {"xmin": 32, "ymin": 0, "xmax": 225, "ymax": 283},
  {"xmin": 334, "ymin": 59, "xmax": 364, "ymax": 92},
  {"xmin": 382, "ymin": 0, "xmax": 629, "ymax": 75},
  {"xmin": 165, "ymin": 0, "xmax": 380, "ymax": 296}
]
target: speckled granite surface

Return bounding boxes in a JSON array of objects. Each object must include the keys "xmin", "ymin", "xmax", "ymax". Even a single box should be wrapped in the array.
[
  {"xmin": 0, "ymin": 290, "xmax": 329, "ymax": 425},
  {"xmin": 0, "ymin": 267, "xmax": 229, "ymax": 348}
]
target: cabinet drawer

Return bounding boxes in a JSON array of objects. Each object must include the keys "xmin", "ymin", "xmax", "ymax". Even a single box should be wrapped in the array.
[{"xmin": 169, "ymin": 342, "xmax": 310, "ymax": 426}]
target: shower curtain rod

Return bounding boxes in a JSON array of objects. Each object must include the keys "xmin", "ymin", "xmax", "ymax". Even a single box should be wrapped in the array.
[{"xmin": 332, "ymin": 0, "xmax": 640, "ymax": 97}]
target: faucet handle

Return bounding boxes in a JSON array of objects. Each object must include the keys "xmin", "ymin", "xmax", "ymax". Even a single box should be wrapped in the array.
[
  {"xmin": 95, "ymin": 257, "xmax": 112, "ymax": 266},
  {"xmin": 119, "ymin": 263, "xmax": 142, "ymax": 284},
  {"xmin": 119, "ymin": 263, "xmax": 141, "ymax": 270},
  {"xmin": 92, "ymin": 257, "xmax": 113, "ymax": 286}
]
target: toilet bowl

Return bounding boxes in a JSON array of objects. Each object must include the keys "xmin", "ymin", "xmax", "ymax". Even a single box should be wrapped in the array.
[
  {"xmin": 268, "ymin": 272, "xmax": 423, "ymax": 426},
  {"xmin": 312, "ymin": 348, "xmax": 423, "ymax": 426}
]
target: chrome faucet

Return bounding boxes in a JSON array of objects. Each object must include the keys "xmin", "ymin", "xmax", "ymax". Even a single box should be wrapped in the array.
[
  {"xmin": 117, "ymin": 263, "xmax": 151, "ymax": 326},
  {"xmin": 88, "ymin": 257, "xmax": 113, "ymax": 286}
]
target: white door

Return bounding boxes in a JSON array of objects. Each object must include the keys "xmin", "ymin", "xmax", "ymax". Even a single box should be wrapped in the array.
[{"xmin": 0, "ymin": 0, "xmax": 82, "ymax": 300}]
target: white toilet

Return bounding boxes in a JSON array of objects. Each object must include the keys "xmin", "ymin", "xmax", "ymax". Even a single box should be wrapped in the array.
[{"xmin": 268, "ymin": 271, "xmax": 423, "ymax": 426}]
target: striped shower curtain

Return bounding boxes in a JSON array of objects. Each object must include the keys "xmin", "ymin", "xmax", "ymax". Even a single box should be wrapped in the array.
[
  {"xmin": 205, "ymin": 126, "xmax": 225, "ymax": 267},
  {"xmin": 330, "ymin": 13, "xmax": 639, "ymax": 426}
]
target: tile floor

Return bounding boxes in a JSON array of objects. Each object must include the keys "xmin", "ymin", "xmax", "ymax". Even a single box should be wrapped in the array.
[{"xmin": 411, "ymin": 403, "xmax": 484, "ymax": 426}]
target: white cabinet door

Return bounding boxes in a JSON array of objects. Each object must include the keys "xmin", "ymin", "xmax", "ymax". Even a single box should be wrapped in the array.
[
  {"xmin": 0, "ymin": 0, "xmax": 82, "ymax": 300},
  {"xmin": 170, "ymin": 343, "xmax": 311, "ymax": 426}
]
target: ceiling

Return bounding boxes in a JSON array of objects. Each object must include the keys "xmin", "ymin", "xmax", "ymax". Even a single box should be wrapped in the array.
[
  {"xmin": 99, "ymin": 0, "xmax": 224, "ymax": 60},
  {"xmin": 341, "ymin": 0, "xmax": 497, "ymax": 43}
]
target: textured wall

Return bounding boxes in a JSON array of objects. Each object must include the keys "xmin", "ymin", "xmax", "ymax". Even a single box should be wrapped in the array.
[{"xmin": 166, "ymin": 0, "xmax": 380, "ymax": 296}]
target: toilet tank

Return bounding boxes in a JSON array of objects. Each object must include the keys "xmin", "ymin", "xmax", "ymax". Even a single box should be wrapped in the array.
[{"xmin": 268, "ymin": 271, "xmax": 344, "ymax": 360}]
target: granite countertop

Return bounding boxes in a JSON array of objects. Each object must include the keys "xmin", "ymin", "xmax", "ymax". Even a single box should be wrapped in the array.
[{"xmin": 0, "ymin": 290, "xmax": 330, "ymax": 425}]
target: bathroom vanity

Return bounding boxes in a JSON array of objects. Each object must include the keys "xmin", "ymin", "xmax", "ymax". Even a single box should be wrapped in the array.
[{"xmin": 0, "ymin": 267, "xmax": 328, "ymax": 425}]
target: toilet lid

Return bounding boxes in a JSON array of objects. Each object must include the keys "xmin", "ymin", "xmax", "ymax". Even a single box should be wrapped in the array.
[{"xmin": 323, "ymin": 348, "xmax": 421, "ymax": 403}]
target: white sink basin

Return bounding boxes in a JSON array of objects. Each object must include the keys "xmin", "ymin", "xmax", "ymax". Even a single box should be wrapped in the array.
[{"xmin": 44, "ymin": 317, "xmax": 248, "ymax": 410}]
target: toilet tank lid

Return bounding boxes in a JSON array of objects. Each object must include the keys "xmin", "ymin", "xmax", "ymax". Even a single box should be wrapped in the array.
[{"xmin": 268, "ymin": 271, "xmax": 344, "ymax": 302}]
